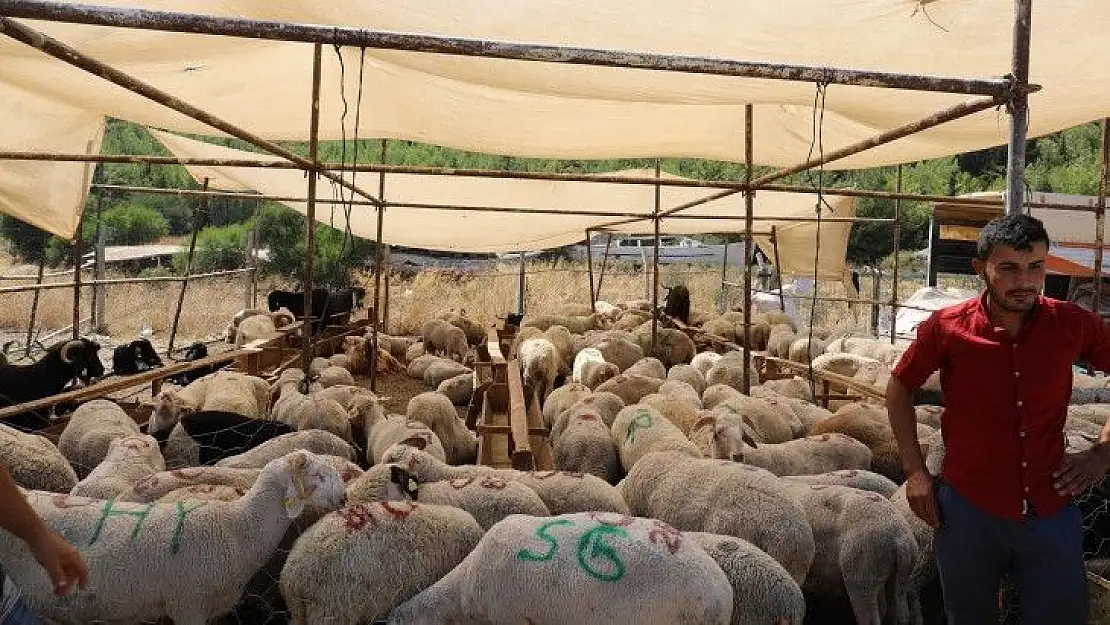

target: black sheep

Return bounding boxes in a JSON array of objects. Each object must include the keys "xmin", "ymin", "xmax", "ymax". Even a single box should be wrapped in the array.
[
  {"xmin": 167, "ymin": 342, "xmax": 220, "ymax": 387},
  {"xmin": 663, "ymin": 284, "xmax": 691, "ymax": 325},
  {"xmin": 169, "ymin": 410, "xmax": 295, "ymax": 466},
  {"xmin": 267, "ymin": 286, "xmax": 365, "ymax": 334},
  {"xmin": 0, "ymin": 338, "xmax": 105, "ymax": 432},
  {"xmin": 112, "ymin": 339, "xmax": 164, "ymax": 376}
]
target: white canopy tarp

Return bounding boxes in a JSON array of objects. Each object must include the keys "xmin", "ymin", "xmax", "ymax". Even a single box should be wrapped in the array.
[
  {"xmin": 2, "ymin": 1, "xmax": 1108, "ymax": 240},
  {"xmin": 150, "ymin": 129, "xmax": 857, "ymax": 280}
]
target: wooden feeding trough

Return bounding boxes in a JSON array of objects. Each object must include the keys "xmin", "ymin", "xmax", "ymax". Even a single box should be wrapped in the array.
[{"xmin": 469, "ymin": 324, "xmax": 552, "ymax": 471}]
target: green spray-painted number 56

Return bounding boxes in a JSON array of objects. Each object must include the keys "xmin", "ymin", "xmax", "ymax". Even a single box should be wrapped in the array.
[{"xmin": 517, "ymin": 519, "xmax": 630, "ymax": 582}]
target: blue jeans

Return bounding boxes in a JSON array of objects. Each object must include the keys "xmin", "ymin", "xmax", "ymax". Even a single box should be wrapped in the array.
[
  {"xmin": 0, "ymin": 576, "xmax": 38, "ymax": 625},
  {"xmin": 934, "ymin": 481, "xmax": 1088, "ymax": 625}
]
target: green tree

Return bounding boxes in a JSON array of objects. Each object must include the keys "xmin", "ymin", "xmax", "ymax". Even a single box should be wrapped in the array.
[
  {"xmin": 89, "ymin": 203, "xmax": 169, "ymax": 245},
  {"xmin": 178, "ymin": 223, "xmax": 248, "ymax": 273}
]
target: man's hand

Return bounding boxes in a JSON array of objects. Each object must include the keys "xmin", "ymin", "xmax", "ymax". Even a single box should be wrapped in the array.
[
  {"xmin": 1053, "ymin": 444, "xmax": 1110, "ymax": 497},
  {"xmin": 906, "ymin": 470, "xmax": 941, "ymax": 528},
  {"xmin": 26, "ymin": 527, "xmax": 88, "ymax": 596}
]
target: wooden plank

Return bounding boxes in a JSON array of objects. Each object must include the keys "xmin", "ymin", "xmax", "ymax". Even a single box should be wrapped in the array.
[
  {"xmin": 477, "ymin": 424, "xmax": 549, "ymax": 436},
  {"xmin": 761, "ymin": 355, "xmax": 887, "ymax": 401},
  {"xmin": 506, "ymin": 359, "xmax": 533, "ymax": 470},
  {"xmin": 486, "ymin": 326, "xmax": 506, "ymax": 365},
  {"xmin": 0, "ymin": 346, "xmax": 262, "ymax": 422},
  {"xmin": 526, "ymin": 387, "xmax": 555, "ymax": 470}
]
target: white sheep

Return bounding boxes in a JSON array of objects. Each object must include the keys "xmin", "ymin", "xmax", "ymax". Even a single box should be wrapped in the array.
[
  {"xmin": 702, "ymin": 383, "xmax": 742, "ymax": 409},
  {"xmin": 550, "ymin": 403, "xmax": 621, "ymax": 484},
  {"xmin": 316, "ymin": 365, "xmax": 355, "ymax": 388},
  {"xmin": 595, "ymin": 373, "xmax": 664, "ymax": 405},
  {"xmin": 782, "ymin": 469, "xmax": 900, "ymax": 498},
  {"xmin": 347, "ymin": 463, "xmax": 550, "ymax": 530},
  {"xmin": 280, "ymin": 500, "xmax": 484, "ymax": 625},
  {"xmin": 406, "ymin": 391, "xmax": 478, "ymax": 465},
  {"xmin": 687, "ymin": 531, "xmax": 806, "ymax": 625},
  {"xmin": 778, "ymin": 481, "xmax": 917, "ymax": 624},
  {"xmin": 619, "ymin": 450, "xmax": 815, "ymax": 585},
  {"xmin": 0, "ymin": 451, "xmax": 345, "ymax": 625},
  {"xmin": 70, "ymin": 434, "xmax": 165, "ymax": 500},
  {"xmin": 667, "ymin": 363, "xmax": 707, "ymax": 395},
  {"xmin": 0, "ymin": 423, "xmax": 78, "ymax": 493},
  {"xmin": 149, "ymin": 371, "xmax": 270, "ymax": 436},
  {"xmin": 541, "ymin": 382, "xmax": 592, "ymax": 429},
  {"xmin": 519, "ymin": 338, "xmax": 560, "ymax": 405},
  {"xmin": 571, "ymin": 347, "xmax": 606, "ymax": 385},
  {"xmin": 383, "ymin": 446, "xmax": 629, "ymax": 515},
  {"xmin": 611, "ymin": 405, "xmax": 702, "ymax": 472},
  {"xmin": 626, "ymin": 356, "xmax": 666, "ymax": 380},
  {"xmin": 57, "ymin": 399, "xmax": 141, "ymax": 478},
  {"xmin": 234, "ymin": 313, "xmax": 278, "ymax": 347},
  {"xmin": 388, "ymin": 512, "xmax": 734, "ymax": 625},
  {"xmin": 215, "ymin": 430, "xmax": 355, "ymax": 469},
  {"xmin": 421, "ymin": 319, "xmax": 468, "ymax": 362},
  {"xmin": 697, "ymin": 417, "xmax": 873, "ymax": 476},
  {"xmin": 272, "ymin": 389, "xmax": 352, "ymax": 442},
  {"xmin": 367, "ymin": 412, "xmax": 447, "ymax": 465},
  {"xmin": 423, "ymin": 359, "xmax": 471, "ymax": 389},
  {"xmin": 691, "ymin": 351, "xmax": 723, "ymax": 377},
  {"xmin": 639, "ymin": 392, "xmax": 702, "ymax": 434},
  {"xmin": 595, "ymin": 337, "xmax": 644, "ymax": 372},
  {"xmin": 711, "ymin": 396, "xmax": 794, "ymax": 444},
  {"xmin": 565, "ymin": 391, "xmax": 626, "ymax": 428},
  {"xmin": 437, "ymin": 373, "xmax": 474, "ymax": 406}
]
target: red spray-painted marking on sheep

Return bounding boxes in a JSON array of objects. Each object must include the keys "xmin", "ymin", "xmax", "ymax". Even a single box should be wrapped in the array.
[
  {"xmin": 52, "ymin": 494, "xmax": 97, "ymax": 509},
  {"xmin": 170, "ymin": 468, "xmax": 206, "ymax": 480},
  {"xmin": 449, "ymin": 478, "xmax": 475, "ymax": 489},
  {"xmin": 380, "ymin": 500, "xmax": 417, "ymax": 520},
  {"xmin": 479, "ymin": 476, "xmax": 508, "ymax": 490},
  {"xmin": 336, "ymin": 504, "xmax": 376, "ymax": 532},
  {"xmin": 648, "ymin": 520, "xmax": 683, "ymax": 555},
  {"xmin": 588, "ymin": 512, "xmax": 635, "ymax": 527},
  {"xmin": 132, "ymin": 475, "xmax": 159, "ymax": 494}
]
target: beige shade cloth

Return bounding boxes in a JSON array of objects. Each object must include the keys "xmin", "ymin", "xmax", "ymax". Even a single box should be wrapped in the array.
[
  {"xmin": 3, "ymin": 1, "xmax": 1108, "ymax": 240},
  {"xmin": 151, "ymin": 129, "xmax": 857, "ymax": 280}
]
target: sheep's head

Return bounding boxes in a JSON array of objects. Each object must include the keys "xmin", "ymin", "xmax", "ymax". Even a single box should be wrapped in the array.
[
  {"xmin": 281, "ymin": 451, "xmax": 345, "ymax": 519},
  {"xmin": 59, "ymin": 338, "xmax": 105, "ymax": 383},
  {"xmin": 149, "ymin": 388, "xmax": 193, "ymax": 437},
  {"xmin": 105, "ymin": 434, "xmax": 166, "ymax": 472},
  {"xmin": 706, "ymin": 417, "xmax": 759, "ymax": 462},
  {"xmin": 387, "ymin": 464, "xmax": 421, "ymax": 501}
]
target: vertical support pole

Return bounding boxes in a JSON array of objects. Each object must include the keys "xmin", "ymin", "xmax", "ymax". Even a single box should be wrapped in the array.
[
  {"xmin": 651, "ymin": 159, "xmax": 661, "ymax": 356},
  {"xmin": 718, "ymin": 241, "xmax": 729, "ymax": 314},
  {"xmin": 871, "ymin": 268, "xmax": 882, "ymax": 337},
  {"xmin": 595, "ymin": 232, "xmax": 612, "ymax": 303},
  {"xmin": 301, "ymin": 43, "xmax": 323, "ymax": 383},
  {"xmin": 1004, "ymin": 0, "xmax": 1032, "ymax": 216},
  {"xmin": 927, "ymin": 215, "xmax": 940, "ymax": 287},
  {"xmin": 93, "ymin": 225, "xmax": 106, "ymax": 334},
  {"xmin": 517, "ymin": 251, "xmax": 526, "ymax": 315},
  {"xmin": 382, "ymin": 244, "xmax": 391, "ymax": 333},
  {"xmin": 168, "ymin": 178, "xmax": 209, "ymax": 354},
  {"xmin": 1094, "ymin": 118, "xmax": 1109, "ymax": 317},
  {"xmin": 771, "ymin": 226, "xmax": 785, "ymax": 312},
  {"xmin": 890, "ymin": 164, "xmax": 903, "ymax": 344},
  {"xmin": 24, "ymin": 237, "xmax": 47, "ymax": 358},
  {"xmin": 70, "ymin": 213, "xmax": 84, "ymax": 340},
  {"xmin": 243, "ymin": 226, "xmax": 255, "ymax": 310},
  {"xmin": 742, "ymin": 103, "xmax": 754, "ymax": 394},
  {"xmin": 370, "ymin": 138, "xmax": 387, "ymax": 392},
  {"xmin": 586, "ymin": 230, "xmax": 596, "ymax": 312}
]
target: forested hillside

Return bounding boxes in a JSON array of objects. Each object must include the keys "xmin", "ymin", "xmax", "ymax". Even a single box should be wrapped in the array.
[{"xmin": 1, "ymin": 119, "xmax": 1103, "ymax": 276}]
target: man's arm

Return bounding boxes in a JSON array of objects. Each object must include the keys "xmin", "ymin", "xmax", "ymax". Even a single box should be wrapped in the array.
[
  {"xmin": 886, "ymin": 314, "xmax": 945, "ymax": 527},
  {"xmin": 0, "ymin": 464, "xmax": 50, "ymax": 545},
  {"xmin": 0, "ymin": 464, "xmax": 88, "ymax": 594}
]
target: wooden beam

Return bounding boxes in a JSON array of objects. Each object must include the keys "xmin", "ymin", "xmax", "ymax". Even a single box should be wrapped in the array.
[
  {"xmin": 0, "ymin": 346, "xmax": 261, "ymax": 422},
  {"xmin": 506, "ymin": 359, "xmax": 534, "ymax": 470},
  {"xmin": 756, "ymin": 354, "xmax": 887, "ymax": 402}
]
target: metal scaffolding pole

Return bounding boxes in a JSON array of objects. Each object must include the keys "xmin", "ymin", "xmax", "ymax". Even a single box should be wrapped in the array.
[
  {"xmin": 0, "ymin": 1, "xmax": 1022, "ymax": 96},
  {"xmin": 167, "ymin": 178, "xmax": 209, "ymax": 354},
  {"xmin": 300, "ymin": 44, "xmax": 323, "ymax": 383},
  {"xmin": 651, "ymin": 160, "xmax": 661, "ymax": 357},
  {"xmin": 742, "ymin": 104, "xmax": 754, "ymax": 394},
  {"xmin": 1095, "ymin": 119, "xmax": 1109, "ymax": 318},
  {"xmin": 1005, "ymin": 0, "xmax": 1033, "ymax": 216},
  {"xmin": 370, "ymin": 139, "xmax": 387, "ymax": 392}
]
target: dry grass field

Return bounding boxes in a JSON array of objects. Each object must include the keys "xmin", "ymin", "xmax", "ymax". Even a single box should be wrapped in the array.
[{"xmin": 0, "ymin": 257, "xmax": 941, "ymax": 350}]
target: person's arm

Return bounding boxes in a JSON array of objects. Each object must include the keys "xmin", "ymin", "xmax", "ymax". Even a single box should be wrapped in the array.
[
  {"xmin": 1053, "ymin": 308, "xmax": 1110, "ymax": 496},
  {"xmin": 886, "ymin": 314, "xmax": 945, "ymax": 527},
  {"xmin": 0, "ymin": 465, "xmax": 88, "ymax": 595}
]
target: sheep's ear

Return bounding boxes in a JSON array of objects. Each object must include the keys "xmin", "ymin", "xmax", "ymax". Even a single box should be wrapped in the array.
[{"xmin": 741, "ymin": 428, "xmax": 759, "ymax": 449}]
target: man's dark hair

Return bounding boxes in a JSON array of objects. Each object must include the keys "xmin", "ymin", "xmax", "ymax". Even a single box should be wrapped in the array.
[{"xmin": 976, "ymin": 213, "xmax": 1051, "ymax": 261}]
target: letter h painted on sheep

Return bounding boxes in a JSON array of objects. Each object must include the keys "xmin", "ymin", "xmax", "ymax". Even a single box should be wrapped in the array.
[{"xmin": 88, "ymin": 500, "xmax": 206, "ymax": 553}]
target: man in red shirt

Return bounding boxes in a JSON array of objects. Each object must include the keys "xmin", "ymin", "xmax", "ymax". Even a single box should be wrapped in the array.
[{"xmin": 887, "ymin": 213, "xmax": 1110, "ymax": 624}]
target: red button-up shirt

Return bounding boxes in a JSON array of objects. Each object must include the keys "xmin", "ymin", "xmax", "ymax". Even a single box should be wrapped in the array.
[{"xmin": 891, "ymin": 292, "xmax": 1110, "ymax": 520}]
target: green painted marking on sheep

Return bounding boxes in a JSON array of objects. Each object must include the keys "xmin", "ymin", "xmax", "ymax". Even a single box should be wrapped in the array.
[
  {"xmin": 517, "ymin": 519, "xmax": 574, "ymax": 562},
  {"xmin": 171, "ymin": 501, "xmax": 207, "ymax": 554},
  {"xmin": 625, "ymin": 410, "xmax": 654, "ymax": 443},
  {"xmin": 577, "ymin": 524, "xmax": 629, "ymax": 582},
  {"xmin": 88, "ymin": 501, "xmax": 154, "ymax": 546}
]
